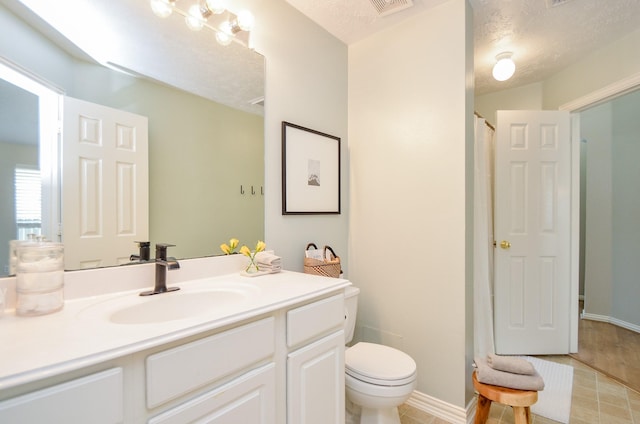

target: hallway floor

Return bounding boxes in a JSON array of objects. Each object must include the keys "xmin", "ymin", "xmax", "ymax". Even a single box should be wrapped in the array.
[
  {"xmin": 570, "ymin": 318, "xmax": 640, "ymax": 394},
  {"xmin": 398, "ymin": 356, "xmax": 640, "ymax": 423}
]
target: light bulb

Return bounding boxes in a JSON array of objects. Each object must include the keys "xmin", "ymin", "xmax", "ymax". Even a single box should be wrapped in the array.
[
  {"xmin": 492, "ymin": 53, "xmax": 515, "ymax": 81},
  {"xmin": 236, "ymin": 11, "xmax": 254, "ymax": 31},
  {"xmin": 150, "ymin": 0, "xmax": 174, "ymax": 18},
  {"xmin": 216, "ymin": 31, "xmax": 233, "ymax": 46},
  {"xmin": 185, "ymin": 4, "xmax": 205, "ymax": 31},
  {"xmin": 205, "ymin": 0, "xmax": 225, "ymax": 14},
  {"xmin": 219, "ymin": 20, "xmax": 234, "ymax": 36}
]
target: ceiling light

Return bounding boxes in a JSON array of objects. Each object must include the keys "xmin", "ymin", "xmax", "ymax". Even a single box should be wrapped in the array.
[
  {"xmin": 492, "ymin": 52, "xmax": 515, "ymax": 81},
  {"xmin": 151, "ymin": 1, "xmax": 254, "ymax": 48},
  {"xmin": 236, "ymin": 11, "xmax": 255, "ymax": 31},
  {"xmin": 185, "ymin": 4, "xmax": 205, "ymax": 31},
  {"xmin": 204, "ymin": 0, "xmax": 226, "ymax": 15},
  {"xmin": 150, "ymin": 0, "xmax": 175, "ymax": 18}
]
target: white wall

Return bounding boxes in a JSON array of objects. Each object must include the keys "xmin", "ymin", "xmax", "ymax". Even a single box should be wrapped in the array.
[
  {"xmin": 611, "ymin": 90, "xmax": 640, "ymax": 327},
  {"xmin": 252, "ymin": 2, "xmax": 349, "ymax": 272},
  {"xmin": 543, "ymin": 27, "xmax": 640, "ymax": 109},
  {"xmin": 580, "ymin": 103, "xmax": 613, "ymax": 318},
  {"xmin": 349, "ymin": 0, "xmax": 474, "ymax": 408},
  {"xmin": 475, "ymin": 81, "xmax": 543, "ymax": 125}
]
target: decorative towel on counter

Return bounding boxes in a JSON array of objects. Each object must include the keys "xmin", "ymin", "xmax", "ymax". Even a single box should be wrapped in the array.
[
  {"xmin": 487, "ymin": 353, "xmax": 536, "ymax": 375},
  {"xmin": 255, "ymin": 252, "xmax": 282, "ymax": 272},
  {"xmin": 474, "ymin": 357, "xmax": 545, "ymax": 391}
]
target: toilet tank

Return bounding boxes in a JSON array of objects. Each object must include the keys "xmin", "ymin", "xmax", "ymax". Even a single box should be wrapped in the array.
[{"xmin": 344, "ymin": 286, "xmax": 360, "ymax": 344}]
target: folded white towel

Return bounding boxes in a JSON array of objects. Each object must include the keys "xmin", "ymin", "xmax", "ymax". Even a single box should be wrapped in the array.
[
  {"xmin": 255, "ymin": 252, "xmax": 282, "ymax": 272},
  {"xmin": 487, "ymin": 353, "xmax": 536, "ymax": 375},
  {"xmin": 255, "ymin": 252, "xmax": 281, "ymax": 266},
  {"xmin": 475, "ymin": 357, "xmax": 544, "ymax": 391}
]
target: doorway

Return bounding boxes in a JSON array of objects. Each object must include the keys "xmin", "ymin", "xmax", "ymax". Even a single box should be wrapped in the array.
[{"xmin": 562, "ymin": 76, "xmax": 640, "ymax": 392}]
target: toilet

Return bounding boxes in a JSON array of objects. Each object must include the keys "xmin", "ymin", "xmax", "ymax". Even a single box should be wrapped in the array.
[{"xmin": 344, "ymin": 286, "xmax": 417, "ymax": 424}]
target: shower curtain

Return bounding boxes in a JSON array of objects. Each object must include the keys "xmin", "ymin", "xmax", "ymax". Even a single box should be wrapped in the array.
[{"xmin": 473, "ymin": 114, "xmax": 496, "ymax": 359}]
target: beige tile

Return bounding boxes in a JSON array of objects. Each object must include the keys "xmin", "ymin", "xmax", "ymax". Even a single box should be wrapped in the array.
[
  {"xmin": 571, "ymin": 384, "xmax": 598, "ymax": 402},
  {"xmin": 599, "ymin": 401, "xmax": 633, "ymax": 423},
  {"xmin": 569, "ymin": 404, "xmax": 600, "ymax": 424},
  {"xmin": 401, "ymin": 404, "xmax": 437, "ymax": 422},
  {"xmin": 400, "ymin": 415, "xmax": 433, "ymax": 424},
  {"xmin": 531, "ymin": 415, "xmax": 558, "ymax": 424}
]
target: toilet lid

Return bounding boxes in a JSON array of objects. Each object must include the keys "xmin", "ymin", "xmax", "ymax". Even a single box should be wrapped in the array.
[{"xmin": 345, "ymin": 342, "xmax": 417, "ymax": 385}]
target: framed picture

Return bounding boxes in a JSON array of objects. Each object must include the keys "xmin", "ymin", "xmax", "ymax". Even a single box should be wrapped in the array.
[{"xmin": 282, "ymin": 121, "xmax": 341, "ymax": 214}]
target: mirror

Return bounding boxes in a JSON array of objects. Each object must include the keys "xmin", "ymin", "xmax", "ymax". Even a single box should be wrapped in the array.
[{"xmin": 0, "ymin": 0, "xmax": 265, "ymax": 277}]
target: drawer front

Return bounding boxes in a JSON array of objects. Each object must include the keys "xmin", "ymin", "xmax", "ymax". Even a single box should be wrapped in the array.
[
  {"xmin": 0, "ymin": 368, "xmax": 123, "ymax": 423},
  {"xmin": 147, "ymin": 317, "xmax": 275, "ymax": 408},
  {"xmin": 149, "ymin": 363, "xmax": 276, "ymax": 424},
  {"xmin": 287, "ymin": 293, "xmax": 344, "ymax": 348}
]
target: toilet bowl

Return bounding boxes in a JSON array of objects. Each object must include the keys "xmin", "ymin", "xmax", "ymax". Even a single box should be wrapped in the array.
[{"xmin": 344, "ymin": 287, "xmax": 417, "ymax": 424}]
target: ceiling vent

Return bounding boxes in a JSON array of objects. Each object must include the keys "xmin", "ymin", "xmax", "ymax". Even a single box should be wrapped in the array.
[
  {"xmin": 369, "ymin": 0, "xmax": 414, "ymax": 17},
  {"xmin": 545, "ymin": 0, "xmax": 574, "ymax": 8}
]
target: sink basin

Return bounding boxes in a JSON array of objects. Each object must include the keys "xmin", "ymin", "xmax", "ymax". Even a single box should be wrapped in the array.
[
  {"xmin": 77, "ymin": 281, "xmax": 260, "ymax": 325},
  {"xmin": 109, "ymin": 291, "xmax": 245, "ymax": 324}
]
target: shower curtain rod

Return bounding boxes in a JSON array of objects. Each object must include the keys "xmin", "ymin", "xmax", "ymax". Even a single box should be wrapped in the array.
[{"xmin": 474, "ymin": 111, "xmax": 495, "ymax": 131}]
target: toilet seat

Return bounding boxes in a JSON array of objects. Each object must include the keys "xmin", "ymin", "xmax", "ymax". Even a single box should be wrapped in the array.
[{"xmin": 345, "ymin": 342, "xmax": 417, "ymax": 386}]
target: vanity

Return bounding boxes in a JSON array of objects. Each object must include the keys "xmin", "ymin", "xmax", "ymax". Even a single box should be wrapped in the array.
[{"xmin": 0, "ymin": 255, "xmax": 349, "ymax": 423}]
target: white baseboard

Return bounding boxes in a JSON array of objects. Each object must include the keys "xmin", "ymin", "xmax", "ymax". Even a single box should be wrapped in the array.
[
  {"xmin": 406, "ymin": 389, "xmax": 476, "ymax": 424},
  {"xmin": 582, "ymin": 313, "xmax": 640, "ymax": 334}
]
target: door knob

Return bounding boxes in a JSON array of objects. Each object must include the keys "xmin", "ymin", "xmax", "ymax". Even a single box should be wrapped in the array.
[{"xmin": 500, "ymin": 240, "xmax": 511, "ymax": 249}]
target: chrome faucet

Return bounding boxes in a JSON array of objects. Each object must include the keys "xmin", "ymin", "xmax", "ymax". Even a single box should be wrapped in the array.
[{"xmin": 140, "ymin": 243, "xmax": 180, "ymax": 296}]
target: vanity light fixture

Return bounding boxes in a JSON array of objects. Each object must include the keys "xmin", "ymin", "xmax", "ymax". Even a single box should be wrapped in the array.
[
  {"xmin": 492, "ymin": 52, "xmax": 516, "ymax": 81},
  {"xmin": 149, "ymin": 0, "xmax": 254, "ymax": 48}
]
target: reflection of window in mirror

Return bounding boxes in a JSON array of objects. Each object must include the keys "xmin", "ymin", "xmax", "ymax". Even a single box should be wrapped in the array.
[
  {"xmin": 0, "ymin": 58, "xmax": 62, "ymax": 277},
  {"xmin": 14, "ymin": 166, "xmax": 42, "ymax": 240}
]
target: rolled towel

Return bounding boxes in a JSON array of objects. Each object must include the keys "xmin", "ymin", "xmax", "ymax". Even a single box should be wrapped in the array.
[
  {"xmin": 487, "ymin": 353, "xmax": 536, "ymax": 375},
  {"xmin": 474, "ymin": 357, "xmax": 545, "ymax": 391}
]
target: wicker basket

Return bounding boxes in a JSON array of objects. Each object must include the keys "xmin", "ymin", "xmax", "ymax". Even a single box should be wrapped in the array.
[{"xmin": 303, "ymin": 243, "xmax": 342, "ymax": 278}]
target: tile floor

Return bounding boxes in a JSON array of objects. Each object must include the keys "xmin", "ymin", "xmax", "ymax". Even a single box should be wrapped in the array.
[{"xmin": 396, "ymin": 356, "xmax": 640, "ymax": 423}]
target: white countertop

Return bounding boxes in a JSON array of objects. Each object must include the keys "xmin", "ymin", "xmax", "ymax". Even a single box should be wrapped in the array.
[{"xmin": 0, "ymin": 259, "xmax": 349, "ymax": 391}]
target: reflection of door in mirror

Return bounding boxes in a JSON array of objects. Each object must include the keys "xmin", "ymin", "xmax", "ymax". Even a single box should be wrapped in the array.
[
  {"xmin": 63, "ymin": 97, "xmax": 149, "ymax": 270},
  {"xmin": 0, "ymin": 59, "xmax": 61, "ymax": 276},
  {"xmin": 1, "ymin": 1, "xmax": 265, "ymax": 277}
]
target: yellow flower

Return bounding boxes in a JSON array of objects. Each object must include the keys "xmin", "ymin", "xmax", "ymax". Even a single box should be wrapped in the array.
[
  {"xmin": 239, "ymin": 245, "xmax": 251, "ymax": 256},
  {"xmin": 256, "ymin": 240, "xmax": 266, "ymax": 253},
  {"xmin": 220, "ymin": 238, "xmax": 241, "ymax": 255}
]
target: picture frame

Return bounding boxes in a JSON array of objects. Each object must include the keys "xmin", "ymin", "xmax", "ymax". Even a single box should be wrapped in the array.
[{"xmin": 282, "ymin": 121, "xmax": 341, "ymax": 214}]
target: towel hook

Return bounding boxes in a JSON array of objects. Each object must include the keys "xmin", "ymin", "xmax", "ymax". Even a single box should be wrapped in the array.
[{"xmin": 240, "ymin": 185, "xmax": 245, "ymax": 195}]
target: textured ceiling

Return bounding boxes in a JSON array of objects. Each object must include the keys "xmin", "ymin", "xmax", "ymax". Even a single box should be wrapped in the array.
[
  {"xmin": 286, "ymin": 0, "xmax": 640, "ymax": 95},
  {"xmin": 4, "ymin": 0, "xmax": 640, "ymax": 118}
]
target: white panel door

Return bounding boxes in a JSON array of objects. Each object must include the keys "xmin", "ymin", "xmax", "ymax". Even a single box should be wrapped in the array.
[
  {"xmin": 63, "ymin": 97, "xmax": 148, "ymax": 269},
  {"xmin": 494, "ymin": 110, "xmax": 571, "ymax": 354}
]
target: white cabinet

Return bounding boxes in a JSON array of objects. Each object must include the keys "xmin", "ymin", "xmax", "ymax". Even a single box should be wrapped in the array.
[
  {"xmin": 0, "ymin": 287, "xmax": 346, "ymax": 424},
  {"xmin": 287, "ymin": 293, "xmax": 346, "ymax": 424},
  {"xmin": 0, "ymin": 368, "xmax": 123, "ymax": 423},
  {"xmin": 146, "ymin": 317, "xmax": 275, "ymax": 408},
  {"xmin": 288, "ymin": 331, "xmax": 345, "ymax": 424},
  {"xmin": 148, "ymin": 364, "xmax": 276, "ymax": 424}
]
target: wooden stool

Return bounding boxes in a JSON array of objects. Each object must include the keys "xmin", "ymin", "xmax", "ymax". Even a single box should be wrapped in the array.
[{"xmin": 472, "ymin": 371, "xmax": 538, "ymax": 424}]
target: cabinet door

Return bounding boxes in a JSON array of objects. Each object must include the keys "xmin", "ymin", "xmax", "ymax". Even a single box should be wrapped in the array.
[
  {"xmin": 0, "ymin": 368, "xmax": 123, "ymax": 423},
  {"xmin": 288, "ymin": 331, "xmax": 345, "ymax": 424},
  {"xmin": 149, "ymin": 363, "xmax": 276, "ymax": 424}
]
